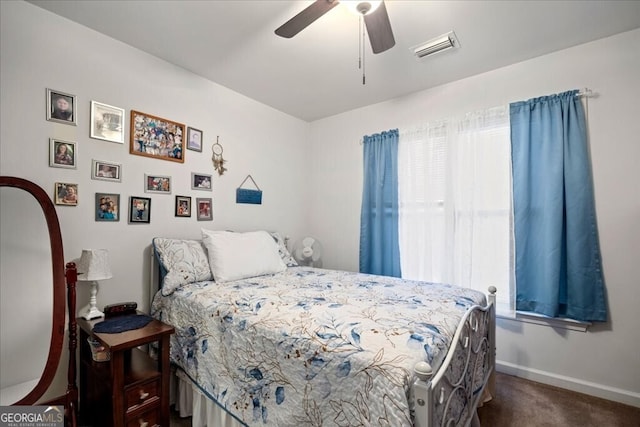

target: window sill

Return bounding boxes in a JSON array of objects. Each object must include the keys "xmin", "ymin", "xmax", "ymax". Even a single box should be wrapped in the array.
[{"xmin": 496, "ymin": 309, "xmax": 591, "ymax": 332}]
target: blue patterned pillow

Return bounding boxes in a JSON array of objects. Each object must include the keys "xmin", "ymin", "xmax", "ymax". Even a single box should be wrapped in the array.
[
  {"xmin": 270, "ymin": 232, "xmax": 298, "ymax": 267},
  {"xmin": 153, "ymin": 238, "xmax": 213, "ymax": 295}
]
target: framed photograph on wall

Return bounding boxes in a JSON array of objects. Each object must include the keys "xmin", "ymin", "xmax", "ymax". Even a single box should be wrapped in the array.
[
  {"xmin": 129, "ymin": 196, "xmax": 151, "ymax": 224},
  {"xmin": 90, "ymin": 101, "xmax": 125, "ymax": 143},
  {"xmin": 130, "ymin": 110, "xmax": 185, "ymax": 163},
  {"xmin": 49, "ymin": 139, "xmax": 77, "ymax": 169},
  {"xmin": 191, "ymin": 172, "xmax": 212, "ymax": 191},
  {"xmin": 186, "ymin": 127, "xmax": 203, "ymax": 152},
  {"xmin": 95, "ymin": 193, "xmax": 120, "ymax": 222},
  {"xmin": 46, "ymin": 88, "xmax": 77, "ymax": 125},
  {"xmin": 54, "ymin": 182, "xmax": 78, "ymax": 206},
  {"xmin": 91, "ymin": 160, "xmax": 121, "ymax": 182},
  {"xmin": 175, "ymin": 196, "xmax": 191, "ymax": 217},
  {"xmin": 196, "ymin": 198, "xmax": 212, "ymax": 221},
  {"xmin": 144, "ymin": 174, "xmax": 171, "ymax": 194}
]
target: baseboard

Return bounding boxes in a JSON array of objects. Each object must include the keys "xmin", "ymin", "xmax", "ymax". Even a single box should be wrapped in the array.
[{"xmin": 496, "ymin": 360, "xmax": 640, "ymax": 408}]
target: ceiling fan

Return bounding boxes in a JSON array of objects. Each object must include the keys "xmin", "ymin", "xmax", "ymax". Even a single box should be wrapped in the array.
[{"xmin": 275, "ymin": 0, "xmax": 395, "ymax": 54}]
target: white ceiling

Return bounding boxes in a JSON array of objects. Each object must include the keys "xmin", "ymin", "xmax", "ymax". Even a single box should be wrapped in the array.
[{"xmin": 28, "ymin": 0, "xmax": 640, "ymax": 122}]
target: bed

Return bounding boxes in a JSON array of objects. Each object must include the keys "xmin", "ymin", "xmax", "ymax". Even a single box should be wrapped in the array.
[{"xmin": 149, "ymin": 230, "xmax": 496, "ymax": 427}]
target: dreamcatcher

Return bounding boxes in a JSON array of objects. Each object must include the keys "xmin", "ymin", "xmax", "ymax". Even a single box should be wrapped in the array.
[{"xmin": 211, "ymin": 136, "xmax": 227, "ymax": 176}]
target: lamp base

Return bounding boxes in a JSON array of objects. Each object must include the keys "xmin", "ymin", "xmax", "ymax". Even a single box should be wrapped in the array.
[
  {"xmin": 80, "ymin": 304, "xmax": 104, "ymax": 320},
  {"xmin": 81, "ymin": 280, "xmax": 104, "ymax": 320}
]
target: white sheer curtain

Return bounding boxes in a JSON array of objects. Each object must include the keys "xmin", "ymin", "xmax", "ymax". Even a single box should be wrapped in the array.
[
  {"xmin": 398, "ymin": 121, "xmax": 448, "ymax": 283},
  {"xmin": 398, "ymin": 107, "xmax": 514, "ymax": 310}
]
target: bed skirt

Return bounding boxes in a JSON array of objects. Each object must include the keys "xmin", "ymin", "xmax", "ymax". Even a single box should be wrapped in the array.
[
  {"xmin": 170, "ymin": 365, "xmax": 490, "ymax": 427},
  {"xmin": 171, "ymin": 366, "xmax": 244, "ymax": 427}
]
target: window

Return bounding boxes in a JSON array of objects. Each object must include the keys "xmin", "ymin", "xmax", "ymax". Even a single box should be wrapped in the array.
[{"xmin": 398, "ymin": 107, "xmax": 514, "ymax": 312}]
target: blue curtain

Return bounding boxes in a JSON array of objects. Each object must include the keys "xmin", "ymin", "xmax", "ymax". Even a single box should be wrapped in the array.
[
  {"xmin": 359, "ymin": 129, "xmax": 401, "ymax": 277},
  {"xmin": 510, "ymin": 90, "xmax": 607, "ymax": 321}
]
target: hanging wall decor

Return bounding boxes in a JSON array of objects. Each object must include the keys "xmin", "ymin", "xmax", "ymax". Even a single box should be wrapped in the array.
[
  {"xmin": 212, "ymin": 136, "xmax": 227, "ymax": 176},
  {"xmin": 54, "ymin": 182, "xmax": 78, "ymax": 206},
  {"xmin": 175, "ymin": 195, "xmax": 192, "ymax": 217},
  {"xmin": 46, "ymin": 88, "xmax": 77, "ymax": 125},
  {"xmin": 236, "ymin": 175, "xmax": 262, "ymax": 205},
  {"xmin": 90, "ymin": 101, "xmax": 125, "ymax": 143},
  {"xmin": 191, "ymin": 172, "xmax": 212, "ymax": 191},
  {"xmin": 130, "ymin": 110, "xmax": 185, "ymax": 163},
  {"xmin": 186, "ymin": 127, "xmax": 203, "ymax": 152}
]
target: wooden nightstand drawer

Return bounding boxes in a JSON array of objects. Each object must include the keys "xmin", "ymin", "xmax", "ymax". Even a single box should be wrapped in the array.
[
  {"xmin": 126, "ymin": 405, "xmax": 160, "ymax": 427},
  {"xmin": 125, "ymin": 378, "xmax": 160, "ymax": 413},
  {"xmin": 78, "ymin": 315, "xmax": 174, "ymax": 427}
]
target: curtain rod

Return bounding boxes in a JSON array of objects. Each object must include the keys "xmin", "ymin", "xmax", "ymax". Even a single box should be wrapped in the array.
[
  {"xmin": 577, "ymin": 88, "xmax": 594, "ymax": 98},
  {"xmin": 358, "ymin": 88, "xmax": 596, "ymax": 144}
]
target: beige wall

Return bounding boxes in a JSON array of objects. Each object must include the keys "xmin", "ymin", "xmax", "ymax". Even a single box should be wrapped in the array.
[
  {"xmin": 308, "ymin": 29, "xmax": 640, "ymax": 405},
  {"xmin": 2, "ymin": 0, "xmax": 638, "ymax": 407},
  {"xmin": 0, "ymin": 0, "xmax": 310, "ymax": 399}
]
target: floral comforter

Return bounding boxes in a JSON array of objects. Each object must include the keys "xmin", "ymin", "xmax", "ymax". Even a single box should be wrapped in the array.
[{"xmin": 151, "ymin": 267, "xmax": 487, "ymax": 426}]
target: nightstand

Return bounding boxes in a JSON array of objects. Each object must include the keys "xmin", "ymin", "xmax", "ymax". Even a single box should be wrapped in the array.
[{"xmin": 78, "ymin": 314, "xmax": 174, "ymax": 427}]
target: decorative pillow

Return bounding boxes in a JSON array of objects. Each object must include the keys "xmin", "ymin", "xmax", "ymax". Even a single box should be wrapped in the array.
[
  {"xmin": 153, "ymin": 237, "xmax": 213, "ymax": 296},
  {"xmin": 201, "ymin": 229, "xmax": 286, "ymax": 282},
  {"xmin": 269, "ymin": 231, "xmax": 298, "ymax": 267}
]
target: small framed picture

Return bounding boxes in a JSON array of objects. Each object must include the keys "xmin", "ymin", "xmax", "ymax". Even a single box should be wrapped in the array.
[
  {"xmin": 49, "ymin": 139, "xmax": 77, "ymax": 169},
  {"xmin": 90, "ymin": 101, "xmax": 125, "ymax": 143},
  {"xmin": 175, "ymin": 196, "xmax": 191, "ymax": 217},
  {"xmin": 95, "ymin": 193, "xmax": 120, "ymax": 222},
  {"xmin": 91, "ymin": 160, "xmax": 122, "ymax": 182},
  {"xmin": 54, "ymin": 182, "xmax": 78, "ymax": 206},
  {"xmin": 186, "ymin": 127, "xmax": 203, "ymax": 152},
  {"xmin": 144, "ymin": 174, "xmax": 171, "ymax": 194},
  {"xmin": 196, "ymin": 198, "xmax": 213, "ymax": 221},
  {"xmin": 191, "ymin": 173, "xmax": 212, "ymax": 191},
  {"xmin": 46, "ymin": 88, "xmax": 76, "ymax": 125},
  {"xmin": 129, "ymin": 196, "xmax": 151, "ymax": 224}
]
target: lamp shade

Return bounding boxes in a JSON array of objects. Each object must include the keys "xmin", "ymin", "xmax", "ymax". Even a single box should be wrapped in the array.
[{"xmin": 77, "ymin": 249, "xmax": 113, "ymax": 281}]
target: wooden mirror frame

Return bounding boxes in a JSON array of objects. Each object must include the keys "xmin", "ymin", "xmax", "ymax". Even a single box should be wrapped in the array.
[{"xmin": 0, "ymin": 176, "xmax": 77, "ymax": 425}]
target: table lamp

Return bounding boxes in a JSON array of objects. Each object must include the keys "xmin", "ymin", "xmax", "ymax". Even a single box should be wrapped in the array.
[{"xmin": 77, "ymin": 249, "xmax": 112, "ymax": 320}]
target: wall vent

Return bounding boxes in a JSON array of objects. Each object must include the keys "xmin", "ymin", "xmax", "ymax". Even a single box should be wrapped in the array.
[{"xmin": 413, "ymin": 31, "xmax": 460, "ymax": 58}]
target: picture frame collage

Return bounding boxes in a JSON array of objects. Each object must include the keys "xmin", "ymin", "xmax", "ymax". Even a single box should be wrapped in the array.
[{"xmin": 46, "ymin": 87, "xmax": 214, "ymax": 223}]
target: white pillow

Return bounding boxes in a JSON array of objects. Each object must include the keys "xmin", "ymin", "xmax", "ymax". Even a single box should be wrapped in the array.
[{"xmin": 201, "ymin": 229, "xmax": 286, "ymax": 282}]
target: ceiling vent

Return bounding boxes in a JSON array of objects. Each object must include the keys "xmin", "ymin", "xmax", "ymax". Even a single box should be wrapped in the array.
[{"xmin": 413, "ymin": 31, "xmax": 460, "ymax": 58}]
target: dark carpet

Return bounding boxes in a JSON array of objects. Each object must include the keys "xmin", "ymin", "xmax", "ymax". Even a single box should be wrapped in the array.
[{"xmin": 477, "ymin": 372, "xmax": 640, "ymax": 427}]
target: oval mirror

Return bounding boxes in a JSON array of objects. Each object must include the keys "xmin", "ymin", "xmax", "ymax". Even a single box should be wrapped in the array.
[{"xmin": 0, "ymin": 177, "xmax": 65, "ymax": 405}]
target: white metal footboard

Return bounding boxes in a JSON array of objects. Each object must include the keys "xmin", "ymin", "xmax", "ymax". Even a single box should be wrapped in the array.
[{"xmin": 411, "ymin": 287, "xmax": 496, "ymax": 427}]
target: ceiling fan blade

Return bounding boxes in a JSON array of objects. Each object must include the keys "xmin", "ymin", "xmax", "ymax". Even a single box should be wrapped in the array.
[
  {"xmin": 275, "ymin": 0, "xmax": 340, "ymax": 38},
  {"xmin": 363, "ymin": 1, "xmax": 395, "ymax": 54}
]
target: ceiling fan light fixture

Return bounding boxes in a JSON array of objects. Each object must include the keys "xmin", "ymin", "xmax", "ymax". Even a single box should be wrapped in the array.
[
  {"xmin": 275, "ymin": 0, "xmax": 394, "ymax": 56},
  {"xmin": 343, "ymin": 1, "xmax": 383, "ymax": 16},
  {"xmin": 413, "ymin": 31, "xmax": 460, "ymax": 59}
]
